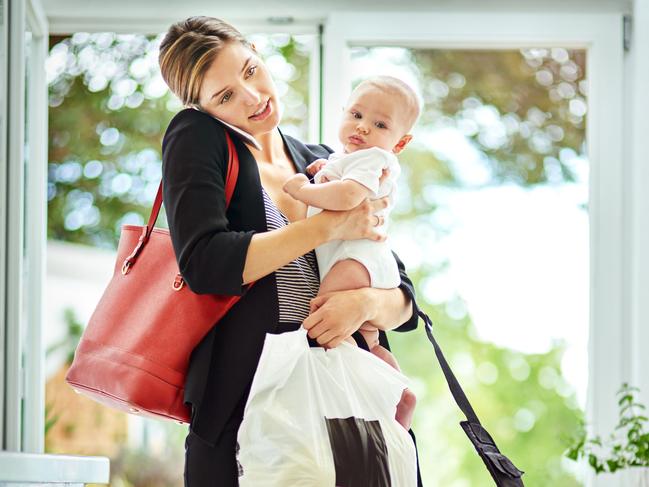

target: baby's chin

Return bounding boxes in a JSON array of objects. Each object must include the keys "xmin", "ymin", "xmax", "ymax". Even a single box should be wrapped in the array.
[
  {"xmin": 342, "ymin": 143, "xmax": 393, "ymax": 154},
  {"xmin": 341, "ymin": 142, "xmax": 371, "ymax": 154}
]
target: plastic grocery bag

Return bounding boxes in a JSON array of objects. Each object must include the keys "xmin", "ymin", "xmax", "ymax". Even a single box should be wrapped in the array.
[{"xmin": 237, "ymin": 326, "xmax": 417, "ymax": 487}]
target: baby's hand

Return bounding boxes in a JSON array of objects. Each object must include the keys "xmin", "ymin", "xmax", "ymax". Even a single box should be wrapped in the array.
[
  {"xmin": 379, "ymin": 167, "xmax": 390, "ymax": 186},
  {"xmin": 306, "ymin": 158, "xmax": 328, "ymax": 176},
  {"xmin": 283, "ymin": 173, "xmax": 309, "ymax": 199}
]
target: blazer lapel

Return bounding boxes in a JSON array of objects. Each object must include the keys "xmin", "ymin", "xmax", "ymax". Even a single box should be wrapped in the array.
[{"xmin": 278, "ymin": 127, "xmax": 307, "ymax": 174}]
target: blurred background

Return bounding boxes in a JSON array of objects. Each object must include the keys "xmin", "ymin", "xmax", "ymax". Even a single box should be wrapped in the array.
[{"xmin": 42, "ymin": 31, "xmax": 588, "ymax": 486}]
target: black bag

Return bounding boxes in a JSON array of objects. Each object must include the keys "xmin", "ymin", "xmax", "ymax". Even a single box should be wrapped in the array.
[{"xmin": 418, "ymin": 309, "xmax": 525, "ymax": 486}]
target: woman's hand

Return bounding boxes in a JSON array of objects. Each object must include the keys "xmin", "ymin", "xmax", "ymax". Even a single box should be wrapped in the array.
[
  {"xmin": 322, "ymin": 196, "xmax": 389, "ymax": 242},
  {"xmin": 302, "ymin": 288, "xmax": 372, "ymax": 348}
]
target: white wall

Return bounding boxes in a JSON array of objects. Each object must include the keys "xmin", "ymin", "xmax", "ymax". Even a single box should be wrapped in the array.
[{"xmin": 44, "ymin": 240, "xmax": 115, "ymax": 378}]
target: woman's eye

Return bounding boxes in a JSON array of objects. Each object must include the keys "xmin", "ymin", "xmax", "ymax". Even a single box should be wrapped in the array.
[
  {"xmin": 221, "ymin": 91, "xmax": 232, "ymax": 104},
  {"xmin": 246, "ymin": 65, "xmax": 257, "ymax": 77}
]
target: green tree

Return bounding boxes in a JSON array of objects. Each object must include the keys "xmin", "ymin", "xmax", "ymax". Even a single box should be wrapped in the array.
[{"xmin": 47, "ymin": 32, "xmax": 312, "ymax": 249}]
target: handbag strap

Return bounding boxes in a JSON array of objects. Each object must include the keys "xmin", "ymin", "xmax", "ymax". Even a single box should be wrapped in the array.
[{"xmin": 123, "ymin": 130, "xmax": 238, "ymax": 271}]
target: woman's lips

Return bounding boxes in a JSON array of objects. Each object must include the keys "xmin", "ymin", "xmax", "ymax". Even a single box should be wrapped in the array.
[{"xmin": 249, "ymin": 99, "xmax": 271, "ymax": 121}]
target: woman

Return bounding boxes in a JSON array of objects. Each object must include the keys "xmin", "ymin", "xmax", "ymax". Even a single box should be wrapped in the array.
[{"xmin": 158, "ymin": 16, "xmax": 423, "ymax": 486}]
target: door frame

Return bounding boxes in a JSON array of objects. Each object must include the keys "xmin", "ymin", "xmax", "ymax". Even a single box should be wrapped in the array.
[{"xmin": 2, "ymin": 0, "xmax": 49, "ymax": 453}]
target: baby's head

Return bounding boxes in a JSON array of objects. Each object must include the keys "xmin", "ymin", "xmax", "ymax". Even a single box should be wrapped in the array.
[{"xmin": 339, "ymin": 75, "xmax": 420, "ymax": 155}]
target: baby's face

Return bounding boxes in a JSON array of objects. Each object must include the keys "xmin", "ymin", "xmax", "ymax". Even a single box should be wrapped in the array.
[{"xmin": 338, "ymin": 85, "xmax": 409, "ymax": 154}]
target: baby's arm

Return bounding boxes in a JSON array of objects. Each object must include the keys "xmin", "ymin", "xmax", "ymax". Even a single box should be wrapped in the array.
[{"xmin": 283, "ymin": 175, "xmax": 373, "ymax": 211}]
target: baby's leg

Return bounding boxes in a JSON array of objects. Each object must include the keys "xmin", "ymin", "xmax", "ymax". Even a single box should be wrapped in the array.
[
  {"xmin": 371, "ymin": 345, "xmax": 417, "ymax": 430},
  {"xmin": 318, "ymin": 259, "xmax": 371, "ymax": 346}
]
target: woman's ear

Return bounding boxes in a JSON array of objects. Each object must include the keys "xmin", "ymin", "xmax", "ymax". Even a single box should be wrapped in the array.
[{"xmin": 393, "ymin": 134, "xmax": 413, "ymax": 154}]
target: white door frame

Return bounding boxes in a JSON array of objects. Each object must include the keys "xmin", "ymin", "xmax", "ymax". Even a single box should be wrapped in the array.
[
  {"xmin": 2, "ymin": 0, "xmax": 49, "ymax": 453},
  {"xmin": 323, "ymin": 11, "xmax": 625, "ymax": 486}
]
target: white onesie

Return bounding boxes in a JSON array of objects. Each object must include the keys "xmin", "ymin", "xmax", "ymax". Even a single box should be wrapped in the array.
[{"xmin": 306, "ymin": 147, "xmax": 402, "ymax": 289}]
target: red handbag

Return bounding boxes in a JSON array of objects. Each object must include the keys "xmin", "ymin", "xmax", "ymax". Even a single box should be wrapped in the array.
[{"xmin": 65, "ymin": 129, "xmax": 253, "ymax": 424}]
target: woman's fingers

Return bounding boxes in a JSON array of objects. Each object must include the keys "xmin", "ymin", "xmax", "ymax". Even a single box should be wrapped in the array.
[
  {"xmin": 309, "ymin": 295, "xmax": 327, "ymax": 314},
  {"xmin": 302, "ymin": 312, "xmax": 321, "ymax": 331},
  {"xmin": 370, "ymin": 196, "xmax": 389, "ymax": 212},
  {"xmin": 315, "ymin": 330, "xmax": 339, "ymax": 347}
]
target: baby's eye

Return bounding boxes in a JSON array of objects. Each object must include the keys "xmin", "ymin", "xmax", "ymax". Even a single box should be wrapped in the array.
[
  {"xmin": 246, "ymin": 65, "xmax": 257, "ymax": 77},
  {"xmin": 375, "ymin": 121, "xmax": 387, "ymax": 129},
  {"xmin": 353, "ymin": 111, "xmax": 362, "ymax": 119},
  {"xmin": 221, "ymin": 91, "xmax": 233, "ymax": 104}
]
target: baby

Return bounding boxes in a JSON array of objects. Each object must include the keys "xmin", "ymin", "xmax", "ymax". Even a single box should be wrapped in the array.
[{"xmin": 282, "ymin": 75, "xmax": 420, "ymax": 430}]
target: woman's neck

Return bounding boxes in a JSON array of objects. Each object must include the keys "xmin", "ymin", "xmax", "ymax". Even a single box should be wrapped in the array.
[{"xmin": 247, "ymin": 129, "xmax": 286, "ymax": 164}]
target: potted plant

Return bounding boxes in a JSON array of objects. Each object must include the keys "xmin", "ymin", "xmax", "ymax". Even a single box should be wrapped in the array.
[{"xmin": 566, "ymin": 383, "xmax": 649, "ymax": 485}]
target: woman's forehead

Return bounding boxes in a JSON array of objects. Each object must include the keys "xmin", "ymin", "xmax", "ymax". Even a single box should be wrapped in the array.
[{"xmin": 201, "ymin": 42, "xmax": 255, "ymax": 93}]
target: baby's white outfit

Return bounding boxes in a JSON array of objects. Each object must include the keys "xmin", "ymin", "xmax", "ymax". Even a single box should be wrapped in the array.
[{"xmin": 306, "ymin": 147, "xmax": 401, "ymax": 289}]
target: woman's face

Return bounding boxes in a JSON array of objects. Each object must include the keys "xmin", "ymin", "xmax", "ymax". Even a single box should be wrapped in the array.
[{"xmin": 197, "ymin": 42, "xmax": 281, "ymax": 136}]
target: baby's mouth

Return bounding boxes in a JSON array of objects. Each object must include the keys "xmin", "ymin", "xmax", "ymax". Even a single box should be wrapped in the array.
[{"xmin": 348, "ymin": 135, "xmax": 365, "ymax": 145}]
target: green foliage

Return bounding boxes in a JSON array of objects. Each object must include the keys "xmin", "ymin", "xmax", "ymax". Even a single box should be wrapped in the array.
[
  {"xmin": 45, "ymin": 307, "xmax": 84, "ymax": 365},
  {"xmin": 44, "ymin": 400, "xmax": 61, "ymax": 438},
  {"xmin": 412, "ymin": 48, "xmax": 585, "ymax": 186},
  {"xmin": 565, "ymin": 383, "xmax": 649, "ymax": 474},
  {"xmin": 44, "ymin": 306, "xmax": 83, "ymax": 442},
  {"xmin": 47, "ymin": 33, "xmax": 311, "ymax": 249}
]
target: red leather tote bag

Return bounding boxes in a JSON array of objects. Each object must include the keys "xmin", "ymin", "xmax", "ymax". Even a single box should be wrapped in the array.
[{"xmin": 65, "ymin": 130, "xmax": 253, "ymax": 424}]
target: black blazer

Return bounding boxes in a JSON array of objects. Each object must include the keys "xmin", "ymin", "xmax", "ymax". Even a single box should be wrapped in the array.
[{"xmin": 161, "ymin": 108, "xmax": 421, "ymax": 447}]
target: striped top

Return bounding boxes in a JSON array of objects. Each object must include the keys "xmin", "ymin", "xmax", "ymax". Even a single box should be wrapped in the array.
[{"xmin": 262, "ymin": 187, "xmax": 320, "ymax": 324}]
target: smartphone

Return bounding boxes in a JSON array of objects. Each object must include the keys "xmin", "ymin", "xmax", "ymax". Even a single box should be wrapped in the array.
[{"xmin": 190, "ymin": 106, "xmax": 262, "ymax": 151}]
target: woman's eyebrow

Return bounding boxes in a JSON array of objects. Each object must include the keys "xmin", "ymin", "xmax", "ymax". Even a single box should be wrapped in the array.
[{"xmin": 210, "ymin": 56, "xmax": 253, "ymax": 101}]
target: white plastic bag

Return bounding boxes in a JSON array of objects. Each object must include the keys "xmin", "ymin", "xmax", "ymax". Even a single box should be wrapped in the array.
[{"xmin": 237, "ymin": 326, "xmax": 417, "ymax": 487}]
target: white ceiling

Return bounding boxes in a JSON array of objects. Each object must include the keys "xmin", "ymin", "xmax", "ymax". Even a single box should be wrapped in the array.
[{"xmin": 42, "ymin": 0, "xmax": 631, "ymax": 34}]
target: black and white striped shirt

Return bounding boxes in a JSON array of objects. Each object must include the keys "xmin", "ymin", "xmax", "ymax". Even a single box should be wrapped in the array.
[{"xmin": 262, "ymin": 187, "xmax": 321, "ymax": 324}]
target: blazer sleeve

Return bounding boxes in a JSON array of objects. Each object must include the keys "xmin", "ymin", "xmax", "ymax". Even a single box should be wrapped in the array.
[
  {"xmin": 161, "ymin": 109, "xmax": 256, "ymax": 296},
  {"xmin": 392, "ymin": 250, "xmax": 420, "ymax": 332}
]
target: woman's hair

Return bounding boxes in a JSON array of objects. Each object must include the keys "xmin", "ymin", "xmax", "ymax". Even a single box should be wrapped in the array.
[{"xmin": 158, "ymin": 16, "xmax": 251, "ymax": 107}]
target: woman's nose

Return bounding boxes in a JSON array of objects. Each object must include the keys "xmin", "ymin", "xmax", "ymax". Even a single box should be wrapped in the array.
[{"xmin": 242, "ymin": 84, "xmax": 261, "ymax": 106}]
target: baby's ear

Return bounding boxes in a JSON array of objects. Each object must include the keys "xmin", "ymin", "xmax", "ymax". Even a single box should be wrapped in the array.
[{"xmin": 393, "ymin": 134, "xmax": 413, "ymax": 154}]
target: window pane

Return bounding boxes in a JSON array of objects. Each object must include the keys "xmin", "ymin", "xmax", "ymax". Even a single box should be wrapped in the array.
[{"xmin": 350, "ymin": 46, "xmax": 587, "ymax": 486}]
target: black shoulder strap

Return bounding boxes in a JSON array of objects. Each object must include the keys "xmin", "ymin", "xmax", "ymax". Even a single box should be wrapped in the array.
[
  {"xmin": 419, "ymin": 310, "xmax": 480, "ymax": 424},
  {"xmin": 418, "ymin": 309, "xmax": 525, "ymax": 486}
]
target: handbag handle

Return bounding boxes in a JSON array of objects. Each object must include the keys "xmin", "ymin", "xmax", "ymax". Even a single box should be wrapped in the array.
[{"xmin": 121, "ymin": 129, "xmax": 239, "ymax": 277}]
